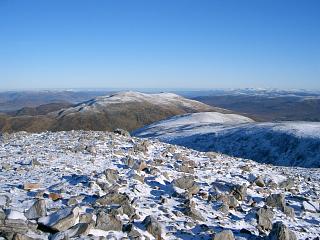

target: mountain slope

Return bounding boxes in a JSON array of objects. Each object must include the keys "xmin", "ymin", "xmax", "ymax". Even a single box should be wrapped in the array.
[
  {"xmin": 49, "ymin": 91, "xmax": 228, "ymax": 132},
  {"xmin": 0, "ymin": 91, "xmax": 227, "ymax": 132},
  {"xmin": 0, "ymin": 131, "xmax": 319, "ymax": 239},
  {"xmin": 133, "ymin": 114, "xmax": 320, "ymax": 168},
  {"xmin": 9, "ymin": 102, "xmax": 73, "ymax": 116}
]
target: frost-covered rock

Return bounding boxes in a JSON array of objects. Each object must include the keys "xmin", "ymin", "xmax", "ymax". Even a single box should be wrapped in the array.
[
  {"xmin": 256, "ymin": 207, "xmax": 274, "ymax": 231},
  {"xmin": 95, "ymin": 210, "xmax": 123, "ymax": 231},
  {"xmin": 0, "ymin": 131, "xmax": 318, "ymax": 239},
  {"xmin": 38, "ymin": 207, "xmax": 79, "ymax": 232},
  {"xmin": 142, "ymin": 215, "xmax": 163, "ymax": 240},
  {"xmin": 266, "ymin": 193, "xmax": 286, "ymax": 210},
  {"xmin": 213, "ymin": 230, "xmax": 235, "ymax": 240},
  {"xmin": 24, "ymin": 199, "xmax": 46, "ymax": 220},
  {"xmin": 267, "ymin": 222, "xmax": 297, "ymax": 240}
]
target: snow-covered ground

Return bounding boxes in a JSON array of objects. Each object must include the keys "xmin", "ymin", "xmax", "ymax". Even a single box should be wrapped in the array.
[
  {"xmin": 0, "ymin": 131, "xmax": 319, "ymax": 239},
  {"xmin": 133, "ymin": 113, "xmax": 320, "ymax": 168}
]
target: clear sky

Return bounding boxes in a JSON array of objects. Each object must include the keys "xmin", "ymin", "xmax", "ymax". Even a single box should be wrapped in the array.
[{"xmin": 0, "ymin": 0, "xmax": 319, "ymax": 90}]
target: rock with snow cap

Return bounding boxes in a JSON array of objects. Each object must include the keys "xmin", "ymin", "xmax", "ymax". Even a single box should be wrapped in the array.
[{"xmin": 38, "ymin": 207, "xmax": 79, "ymax": 232}]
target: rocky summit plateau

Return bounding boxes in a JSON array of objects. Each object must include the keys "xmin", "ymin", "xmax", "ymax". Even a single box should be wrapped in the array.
[{"xmin": 0, "ymin": 131, "xmax": 319, "ymax": 239}]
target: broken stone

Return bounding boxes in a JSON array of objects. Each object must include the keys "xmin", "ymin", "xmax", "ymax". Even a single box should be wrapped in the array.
[
  {"xmin": 302, "ymin": 201, "xmax": 319, "ymax": 213},
  {"xmin": 95, "ymin": 191, "xmax": 135, "ymax": 217},
  {"xmin": 0, "ymin": 195, "xmax": 10, "ymax": 208},
  {"xmin": 23, "ymin": 183, "xmax": 41, "ymax": 191},
  {"xmin": 64, "ymin": 222, "xmax": 92, "ymax": 237},
  {"xmin": 173, "ymin": 176, "xmax": 199, "ymax": 196},
  {"xmin": 213, "ymin": 230, "xmax": 235, "ymax": 240},
  {"xmin": 255, "ymin": 176, "xmax": 265, "ymax": 187},
  {"xmin": 267, "ymin": 221, "xmax": 297, "ymax": 240},
  {"xmin": 132, "ymin": 160, "xmax": 148, "ymax": 171},
  {"xmin": 24, "ymin": 199, "xmax": 46, "ymax": 220},
  {"xmin": 232, "ymin": 184, "xmax": 247, "ymax": 201},
  {"xmin": 103, "ymin": 168, "xmax": 119, "ymax": 183},
  {"xmin": 284, "ymin": 206, "xmax": 295, "ymax": 219},
  {"xmin": 266, "ymin": 193, "xmax": 286, "ymax": 211},
  {"xmin": 142, "ymin": 215, "xmax": 162, "ymax": 240},
  {"xmin": 38, "ymin": 207, "xmax": 79, "ymax": 232},
  {"xmin": 256, "ymin": 207, "xmax": 274, "ymax": 231},
  {"xmin": 183, "ymin": 206, "xmax": 205, "ymax": 221},
  {"xmin": 95, "ymin": 210, "xmax": 123, "ymax": 231},
  {"xmin": 67, "ymin": 195, "xmax": 85, "ymax": 206},
  {"xmin": 279, "ymin": 179, "xmax": 295, "ymax": 191},
  {"xmin": 49, "ymin": 193, "xmax": 62, "ymax": 201},
  {"xmin": 114, "ymin": 128, "xmax": 131, "ymax": 137}
]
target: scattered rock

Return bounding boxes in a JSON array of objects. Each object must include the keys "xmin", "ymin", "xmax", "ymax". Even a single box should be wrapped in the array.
[
  {"xmin": 213, "ymin": 229, "xmax": 235, "ymax": 240},
  {"xmin": 95, "ymin": 210, "xmax": 123, "ymax": 231},
  {"xmin": 67, "ymin": 195, "xmax": 85, "ymax": 206},
  {"xmin": 24, "ymin": 199, "xmax": 46, "ymax": 220},
  {"xmin": 255, "ymin": 176, "xmax": 265, "ymax": 187},
  {"xmin": 279, "ymin": 179, "xmax": 295, "ymax": 191},
  {"xmin": 95, "ymin": 191, "xmax": 135, "ymax": 217},
  {"xmin": 104, "ymin": 168, "xmax": 119, "ymax": 183},
  {"xmin": 227, "ymin": 195, "xmax": 239, "ymax": 209},
  {"xmin": 31, "ymin": 159, "xmax": 42, "ymax": 167},
  {"xmin": 256, "ymin": 207, "xmax": 274, "ymax": 231},
  {"xmin": 114, "ymin": 128, "xmax": 131, "ymax": 137},
  {"xmin": 142, "ymin": 215, "xmax": 162, "ymax": 240},
  {"xmin": 49, "ymin": 193, "xmax": 62, "ymax": 201},
  {"xmin": 0, "ymin": 195, "xmax": 10, "ymax": 207},
  {"xmin": 173, "ymin": 176, "xmax": 199, "ymax": 196},
  {"xmin": 23, "ymin": 183, "xmax": 41, "ymax": 191},
  {"xmin": 266, "ymin": 193, "xmax": 286, "ymax": 211},
  {"xmin": 232, "ymin": 184, "xmax": 247, "ymax": 201},
  {"xmin": 284, "ymin": 206, "xmax": 295, "ymax": 219},
  {"xmin": 302, "ymin": 201, "xmax": 319, "ymax": 213},
  {"xmin": 267, "ymin": 222, "xmax": 297, "ymax": 240},
  {"xmin": 132, "ymin": 160, "xmax": 148, "ymax": 171},
  {"xmin": 38, "ymin": 207, "xmax": 79, "ymax": 232}
]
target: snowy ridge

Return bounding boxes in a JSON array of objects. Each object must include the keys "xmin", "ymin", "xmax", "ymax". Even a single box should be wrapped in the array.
[
  {"xmin": 52, "ymin": 91, "xmax": 219, "ymax": 118},
  {"xmin": 0, "ymin": 131, "xmax": 319, "ymax": 239},
  {"xmin": 134, "ymin": 114, "xmax": 320, "ymax": 168}
]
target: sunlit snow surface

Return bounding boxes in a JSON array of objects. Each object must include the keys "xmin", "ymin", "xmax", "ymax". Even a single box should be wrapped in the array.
[
  {"xmin": 0, "ymin": 131, "xmax": 319, "ymax": 239},
  {"xmin": 134, "ymin": 113, "xmax": 320, "ymax": 168}
]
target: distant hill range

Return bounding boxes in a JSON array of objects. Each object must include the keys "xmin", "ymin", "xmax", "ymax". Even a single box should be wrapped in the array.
[
  {"xmin": 0, "ymin": 90, "xmax": 112, "ymax": 112},
  {"xmin": 192, "ymin": 89, "xmax": 320, "ymax": 121},
  {"xmin": 0, "ymin": 91, "xmax": 226, "ymax": 132}
]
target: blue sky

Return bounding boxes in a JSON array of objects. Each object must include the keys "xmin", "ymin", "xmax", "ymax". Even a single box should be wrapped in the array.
[{"xmin": 0, "ymin": 0, "xmax": 319, "ymax": 90}]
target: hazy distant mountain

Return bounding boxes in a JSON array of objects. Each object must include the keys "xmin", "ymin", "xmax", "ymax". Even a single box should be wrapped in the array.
[
  {"xmin": 192, "ymin": 90, "xmax": 320, "ymax": 121},
  {"xmin": 0, "ymin": 90, "xmax": 112, "ymax": 112},
  {"xmin": 8, "ymin": 102, "xmax": 74, "ymax": 116},
  {"xmin": 0, "ymin": 91, "xmax": 226, "ymax": 132}
]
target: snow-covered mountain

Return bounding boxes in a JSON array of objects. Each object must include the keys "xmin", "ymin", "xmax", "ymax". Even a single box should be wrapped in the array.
[
  {"xmin": 133, "ymin": 113, "xmax": 320, "ymax": 168},
  {"xmin": 52, "ymin": 91, "xmax": 223, "ymax": 118},
  {"xmin": 0, "ymin": 91, "xmax": 228, "ymax": 133},
  {"xmin": 48, "ymin": 91, "xmax": 228, "ymax": 132},
  {"xmin": 0, "ymin": 131, "xmax": 319, "ymax": 239}
]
